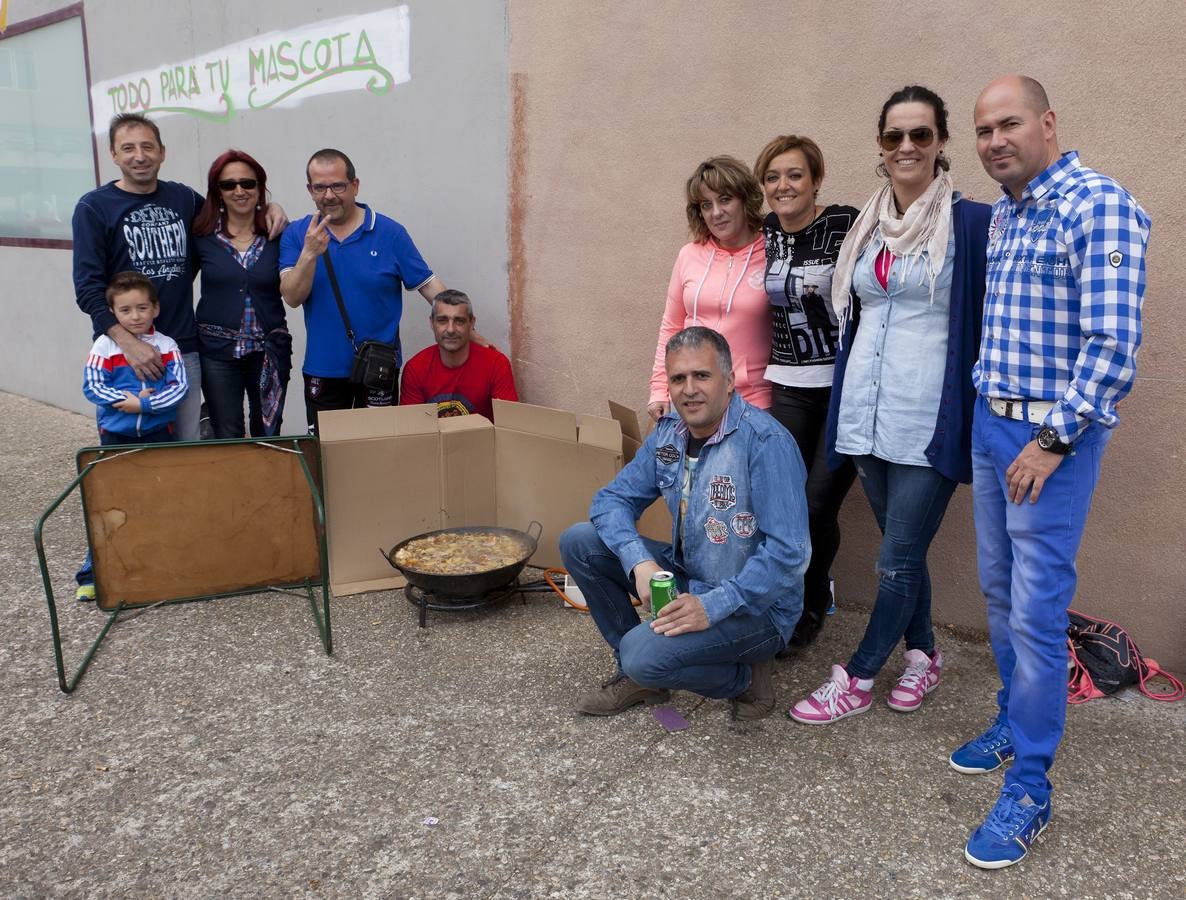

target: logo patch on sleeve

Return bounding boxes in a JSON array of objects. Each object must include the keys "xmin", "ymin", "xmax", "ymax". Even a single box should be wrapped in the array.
[
  {"xmin": 655, "ymin": 444, "xmax": 680, "ymax": 465},
  {"xmin": 1108, "ymin": 249, "xmax": 1124, "ymax": 268},
  {"xmin": 731, "ymin": 512, "xmax": 757, "ymax": 538},
  {"xmin": 704, "ymin": 516, "xmax": 729, "ymax": 544},
  {"xmin": 708, "ymin": 474, "xmax": 737, "ymax": 511}
]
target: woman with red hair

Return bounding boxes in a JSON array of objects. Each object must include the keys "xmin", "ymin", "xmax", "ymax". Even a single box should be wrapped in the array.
[{"xmin": 194, "ymin": 150, "xmax": 292, "ymax": 437}]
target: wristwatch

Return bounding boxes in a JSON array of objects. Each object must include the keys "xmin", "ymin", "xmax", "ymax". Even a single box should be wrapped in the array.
[{"xmin": 1036, "ymin": 426, "xmax": 1071, "ymax": 455}]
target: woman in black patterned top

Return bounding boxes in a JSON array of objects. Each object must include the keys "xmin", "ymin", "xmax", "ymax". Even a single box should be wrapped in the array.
[{"xmin": 754, "ymin": 135, "xmax": 859, "ymax": 650}]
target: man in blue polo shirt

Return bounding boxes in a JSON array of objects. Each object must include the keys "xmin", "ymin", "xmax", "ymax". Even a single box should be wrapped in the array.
[{"xmin": 280, "ymin": 148, "xmax": 447, "ymax": 433}]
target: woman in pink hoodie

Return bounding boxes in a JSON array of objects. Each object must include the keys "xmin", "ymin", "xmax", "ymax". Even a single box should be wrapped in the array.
[{"xmin": 647, "ymin": 156, "xmax": 772, "ymax": 420}]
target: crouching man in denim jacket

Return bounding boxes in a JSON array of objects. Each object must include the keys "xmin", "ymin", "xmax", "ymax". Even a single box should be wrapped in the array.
[{"xmin": 560, "ymin": 326, "xmax": 810, "ymax": 721}]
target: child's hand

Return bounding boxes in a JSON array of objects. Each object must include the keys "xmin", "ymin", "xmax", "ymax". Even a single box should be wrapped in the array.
[
  {"xmin": 138, "ymin": 387, "xmax": 155, "ymax": 399},
  {"xmin": 112, "ymin": 391, "xmax": 142, "ymax": 413}
]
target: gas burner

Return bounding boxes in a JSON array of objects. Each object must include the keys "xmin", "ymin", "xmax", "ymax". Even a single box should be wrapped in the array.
[{"xmin": 404, "ymin": 582, "xmax": 523, "ymax": 628}]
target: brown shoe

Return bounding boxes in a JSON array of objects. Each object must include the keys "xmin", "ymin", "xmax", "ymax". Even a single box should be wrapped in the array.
[
  {"xmin": 732, "ymin": 657, "xmax": 776, "ymax": 721},
  {"xmin": 576, "ymin": 673, "xmax": 670, "ymax": 716}
]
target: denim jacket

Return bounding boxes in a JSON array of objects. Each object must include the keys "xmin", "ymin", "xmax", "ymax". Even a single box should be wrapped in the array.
[{"xmin": 590, "ymin": 392, "xmax": 810, "ymax": 640}]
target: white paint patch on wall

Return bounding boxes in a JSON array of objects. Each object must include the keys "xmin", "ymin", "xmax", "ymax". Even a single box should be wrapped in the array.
[{"xmin": 89, "ymin": 6, "xmax": 411, "ymax": 134}]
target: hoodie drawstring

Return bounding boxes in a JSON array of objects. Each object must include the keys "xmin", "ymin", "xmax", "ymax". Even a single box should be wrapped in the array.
[{"xmin": 691, "ymin": 241, "xmax": 756, "ymax": 325}]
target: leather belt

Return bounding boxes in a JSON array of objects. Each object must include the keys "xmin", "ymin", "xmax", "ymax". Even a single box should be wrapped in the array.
[{"xmin": 987, "ymin": 397, "xmax": 1056, "ymax": 424}]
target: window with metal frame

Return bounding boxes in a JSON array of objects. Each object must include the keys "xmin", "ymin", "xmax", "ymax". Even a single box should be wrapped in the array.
[{"xmin": 0, "ymin": 4, "xmax": 98, "ymax": 247}]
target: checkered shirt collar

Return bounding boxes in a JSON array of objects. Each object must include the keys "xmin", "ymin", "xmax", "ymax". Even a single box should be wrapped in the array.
[{"xmin": 1002, "ymin": 151, "xmax": 1082, "ymax": 206}]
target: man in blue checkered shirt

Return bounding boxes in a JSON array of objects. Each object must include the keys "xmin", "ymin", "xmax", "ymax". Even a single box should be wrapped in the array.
[{"xmin": 952, "ymin": 75, "xmax": 1151, "ymax": 870}]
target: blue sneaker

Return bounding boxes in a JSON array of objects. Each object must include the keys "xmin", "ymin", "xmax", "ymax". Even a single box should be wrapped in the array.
[
  {"xmin": 965, "ymin": 784, "xmax": 1051, "ymax": 869},
  {"xmin": 949, "ymin": 721, "xmax": 1014, "ymax": 774}
]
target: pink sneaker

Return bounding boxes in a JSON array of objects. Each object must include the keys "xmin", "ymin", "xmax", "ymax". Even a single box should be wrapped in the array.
[
  {"xmin": 887, "ymin": 648, "xmax": 942, "ymax": 712},
  {"xmin": 788, "ymin": 664, "xmax": 873, "ymax": 724}
]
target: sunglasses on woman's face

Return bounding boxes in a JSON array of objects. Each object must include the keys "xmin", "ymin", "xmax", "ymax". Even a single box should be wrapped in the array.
[
  {"xmin": 879, "ymin": 127, "xmax": 936, "ymax": 152},
  {"xmin": 218, "ymin": 178, "xmax": 258, "ymax": 191}
]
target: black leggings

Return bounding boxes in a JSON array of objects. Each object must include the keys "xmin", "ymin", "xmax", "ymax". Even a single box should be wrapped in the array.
[{"xmin": 769, "ymin": 383, "xmax": 857, "ymax": 628}]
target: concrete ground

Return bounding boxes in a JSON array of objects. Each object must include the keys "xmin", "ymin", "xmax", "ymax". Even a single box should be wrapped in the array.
[{"xmin": 3, "ymin": 390, "xmax": 1184, "ymax": 899}]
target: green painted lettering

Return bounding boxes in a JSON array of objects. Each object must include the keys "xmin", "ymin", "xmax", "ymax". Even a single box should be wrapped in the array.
[
  {"xmin": 331, "ymin": 32, "xmax": 349, "ymax": 66},
  {"xmin": 205, "ymin": 60, "xmax": 220, "ymax": 92},
  {"xmin": 249, "ymin": 47, "xmax": 267, "ymax": 86},
  {"xmin": 314, "ymin": 38, "xmax": 332, "ymax": 70},
  {"xmin": 353, "ymin": 29, "xmax": 377, "ymax": 66},
  {"xmin": 299, "ymin": 39, "xmax": 317, "ymax": 74},
  {"xmin": 277, "ymin": 40, "xmax": 298, "ymax": 81}
]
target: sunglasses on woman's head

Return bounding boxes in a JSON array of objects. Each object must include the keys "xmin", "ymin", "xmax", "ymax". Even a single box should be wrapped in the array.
[
  {"xmin": 217, "ymin": 178, "xmax": 258, "ymax": 191},
  {"xmin": 879, "ymin": 127, "xmax": 936, "ymax": 152}
]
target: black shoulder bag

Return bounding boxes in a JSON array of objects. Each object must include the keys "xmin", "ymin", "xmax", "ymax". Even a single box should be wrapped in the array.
[{"xmin": 322, "ymin": 249, "xmax": 398, "ymax": 393}]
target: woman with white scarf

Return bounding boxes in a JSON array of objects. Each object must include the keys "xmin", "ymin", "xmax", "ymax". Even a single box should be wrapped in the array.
[{"xmin": 789, "ymin": 85, "xmax": 991, "ymax": 725}]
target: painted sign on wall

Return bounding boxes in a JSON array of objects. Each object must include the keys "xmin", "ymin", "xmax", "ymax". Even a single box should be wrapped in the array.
[{"xmin": 89, "ymin": 6, "xmax": 410, "ymax": 134}]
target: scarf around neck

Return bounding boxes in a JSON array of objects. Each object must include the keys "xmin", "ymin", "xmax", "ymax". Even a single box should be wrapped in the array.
[{"xmin": 831, "ymin": 169, "xmax": 953, "ymax": 325}]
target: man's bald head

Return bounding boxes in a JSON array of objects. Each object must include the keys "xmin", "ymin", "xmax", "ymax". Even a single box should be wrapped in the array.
[
  {"xmin": 1016, "ymin": 76, "xmax": 1050, "ymax": 114},
  {"xmin": 974, "ymin": 75, "xmax": 1060, "ymax": 198},
  {"xmin": 977, "ymin": 75, "xmax": 1051, "ymax": 116}
]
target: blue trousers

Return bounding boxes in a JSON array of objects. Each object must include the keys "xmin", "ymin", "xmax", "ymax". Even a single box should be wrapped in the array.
[
  {"xmin": 559, "ymin": 522, "xmax": 784, "ymax": 699},
  {"xmin": 972, "ymin": 396, "xmax": 1109, "ymax": 803},
  {"xmin": 846, "ymin": 455, "xmax": 958, "ymax": 680}
]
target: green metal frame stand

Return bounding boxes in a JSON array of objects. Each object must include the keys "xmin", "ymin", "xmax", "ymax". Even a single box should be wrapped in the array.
[{"xmin": 34, "ymin": 437, "xmax": 333, "ymax": 694}]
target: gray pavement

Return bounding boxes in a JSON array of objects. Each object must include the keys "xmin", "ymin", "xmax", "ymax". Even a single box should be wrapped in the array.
[{"xmin": 3, "ymin": 390, "xmax": 1184, "ymax": 899}]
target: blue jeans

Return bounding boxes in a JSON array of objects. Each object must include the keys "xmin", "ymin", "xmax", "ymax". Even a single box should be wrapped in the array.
[
  {"xmin": 201, "ymin": 352, "xmax": 279, "ymax": 438},
  {"xmin": 845, "ymin": 455, "xmax": 958, "ymax": 680},
  {"xmin": 75, "ymin": 425, "xmax": 177, "ymax": 587},
  {"xmin": 972, "ymin": 396, "xmax": 1109, "ymax": 804},
  {"xmin": 175, "ymin": 352, "xmax": 203, "ymax": 442},
  {"xmin": 559, "ymin": 522, "xmax": 784, "ymax": 699}
]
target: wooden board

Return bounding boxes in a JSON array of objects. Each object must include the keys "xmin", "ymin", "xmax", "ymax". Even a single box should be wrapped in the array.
[{"xmin": 77, "ymin": 439, "xmax": 323, "ymax": 610}]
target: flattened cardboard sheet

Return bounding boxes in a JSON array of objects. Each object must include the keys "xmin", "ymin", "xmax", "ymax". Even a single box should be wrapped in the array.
[{"xmin": 78, "ymin": 439, "xmax": 323, "ymax": 610}]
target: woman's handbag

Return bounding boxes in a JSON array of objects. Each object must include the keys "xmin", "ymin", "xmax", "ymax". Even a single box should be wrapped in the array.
[{"xmin": 322, "ymin": 249, "xmax": 398, "ymax": 393}]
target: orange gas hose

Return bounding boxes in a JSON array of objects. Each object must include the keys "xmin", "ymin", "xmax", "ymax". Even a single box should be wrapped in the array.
[{"xmin": 542, "ymin": 567, "xmax": 641, "ymax": 612}]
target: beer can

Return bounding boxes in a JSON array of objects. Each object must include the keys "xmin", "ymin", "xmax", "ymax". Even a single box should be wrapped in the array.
[{"xmin": 650, "ymin": 571, "xmax": 677, "ymax": 617}]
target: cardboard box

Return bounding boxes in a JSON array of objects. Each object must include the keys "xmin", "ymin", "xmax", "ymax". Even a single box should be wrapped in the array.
[
  {"xmin": 318, "ymin": 401, "xmax": 622, "ymax": 596},
  {"xmin": 607, "ymin": 401, "xmax": 673, "ymax": 543}
]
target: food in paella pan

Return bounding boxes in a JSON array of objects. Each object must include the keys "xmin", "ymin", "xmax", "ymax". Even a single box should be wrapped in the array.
[{"xmin": 394, "ymin": 531, "xmax": 529, "ymax": 575}]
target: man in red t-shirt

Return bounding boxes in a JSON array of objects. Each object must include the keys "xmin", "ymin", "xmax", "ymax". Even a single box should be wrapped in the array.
[{"xmin": 399, "ymin": 290, "xmax": 518, "ymax": 420}]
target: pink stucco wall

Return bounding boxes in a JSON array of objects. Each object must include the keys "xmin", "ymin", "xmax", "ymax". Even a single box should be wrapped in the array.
[{"xmin": 508, "ymin": 1, "xmax": 1186, "ymax": 672}]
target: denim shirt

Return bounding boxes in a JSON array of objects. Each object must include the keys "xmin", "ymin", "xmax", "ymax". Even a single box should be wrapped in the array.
[
  {"xmin": 826, "ymin": 197, "xmax": 992, "ymax": 484},
  {"xmin": 589, "ymin": 392, "xmax": 810, "ymax": 640},
  {"xmin": 835, "ymin": 229, "xmax": 954, "ymax": 465}
]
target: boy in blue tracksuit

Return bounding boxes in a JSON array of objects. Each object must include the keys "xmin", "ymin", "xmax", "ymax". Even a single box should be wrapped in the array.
[{"xmin": 75, "ymin": 271, "xmax": 188, "ymax": 599}]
